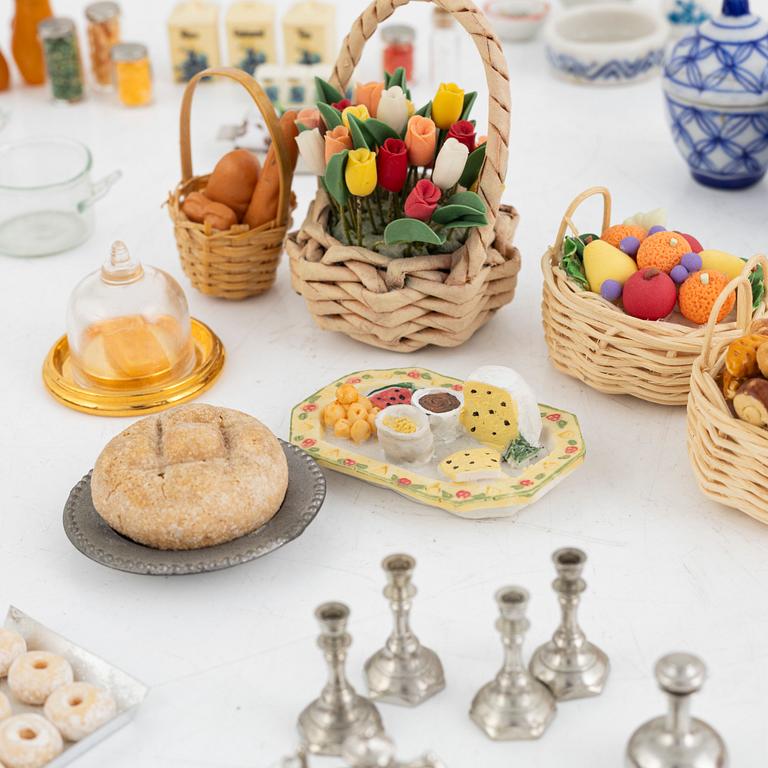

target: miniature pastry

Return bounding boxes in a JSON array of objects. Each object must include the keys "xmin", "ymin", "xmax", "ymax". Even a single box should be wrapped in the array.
[
  {"xmin": 412, "ymin": 387, "xmax": 464, "ymax": 443},
  {"xmin": 621, "ymin": 268, "xmax": 677, "ymax": 321},
  {"xmin": 0, "ymin": 630, "xmax": 26, "ymax": 678},
  {"xmin": 91, "ymin": 404, "xmax": 288, "ymax": 550},
  {"xmin": 0, "ymin": 693, "xmax": 10, "ymax": 721},
  {"xmin": 583, "ymin": 239, "xmax": 637, "ymax": 294},
  {"xmin": 439, "ymin": 448, "xmax": 504, "ymax": 482},
  {"xmin": 202, "ymin": 201, "xmax": 238, "ymax": 231},
  {"xmin": 7, "ymin": 652, "xmax": 73, "ymax": 705},
  {"xmin": 44, "ymin": 682, "xmax": 117, "ymax": 742},
  {"xmin": 322, "ymin": 384, "xmax": 378, "ymax": 444},
  {"xmin": 204, "ymin": 148, "xmax": 261, "ymax": 220},
  {"xmin": 180, "ymin": 190, "xmax": 209, "ymax": 223},
  {"xmin": 721, "ymin": 333, "xmax": 768, "ymax": 399},
  {"xmin": 636, "ymin": 231, "xmax": 690, "ymax": 273},
  {"xmin": 375, "ymin": 405, "xmax": 434, "ymax": 465},
  {"xmin": 733, "ymin": 379, "xmax": 768, "ymax": 427},
  {"xmin": 679, "ymin": 270, "xmax": 734, "ymax": 325},
  {"xmin": 460, "ymin": 366, "xmax": 543, "ymax": 465},
  {"xmin": 0, "ymin": 714, "xmax": 63, "ymax": 768},
  {"xmin": 699, "ymin": 249, "xmax": 745, "ymax": 281}
]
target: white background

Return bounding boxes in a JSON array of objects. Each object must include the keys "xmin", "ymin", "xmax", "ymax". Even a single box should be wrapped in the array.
[{"xmin": 2, "ymin": 0, "xmax": 768, "ymax": 766}]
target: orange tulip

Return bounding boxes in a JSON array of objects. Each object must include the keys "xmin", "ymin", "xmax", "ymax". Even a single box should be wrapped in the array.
[
  {"xmin": 324, "ymin": 125, "xmax": 353, "ymax": 165},
  {"xmin": 354, "ymin": 81, "xmax": 384, "ymax": 118},
  {"xmin": 296, "ymin": 107, "xmax": 322, "ymax": 131},
  {"xmin": 404, "ymin": 115, "xmax": 437, "ymax": 167}
]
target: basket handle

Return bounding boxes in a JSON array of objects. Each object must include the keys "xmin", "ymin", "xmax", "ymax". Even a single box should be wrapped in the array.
[
  {"xmin": 329, "ymin": 0, "xmax": 510, "ymax": 221},
  {"xmin": 702, "ymin": 254, "xmax": 768, "ymax": 370},
  {"xmin": 179, "ymin": 66, "xmax": 291, "ymax": 228},
  {"xmin": 553, "ymin": 186, "xmax": 612, "ymax": 258}
]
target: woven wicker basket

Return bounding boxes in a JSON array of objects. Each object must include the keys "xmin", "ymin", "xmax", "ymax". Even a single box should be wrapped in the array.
[
  {"xmin": 286, "ymin": 0, "xmax": 521, "ymax": 352},
  {"xmin": 542, "ymin": 186, "xmax": 768, "ymax": 406},
  {"xmin": 167, "ymin": 67, "xmax": 294, "ymax": 300},
  {"xmin": 688, "ymin": 255, "xmax": 768, "ymax": 525}
]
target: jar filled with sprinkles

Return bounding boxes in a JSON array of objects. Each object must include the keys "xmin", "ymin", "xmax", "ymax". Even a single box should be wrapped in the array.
[
  {"xmin": 38, "ymin": 17, "xmax": 85, "ymax": 103},
  {"xmin": 85, "ymin": 1, "xmax": 121, "ymax": 89},
  {"xmin": 112, "ymin": 42, "xmax": 152, "ymax": 107}
]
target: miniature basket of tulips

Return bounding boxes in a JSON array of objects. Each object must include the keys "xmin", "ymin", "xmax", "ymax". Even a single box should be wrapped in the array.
[
  {"xmin": 541, "ymin": 187, "xmax": 768, "ymax": 406},
  {"xmin": 286, "ymin": 0, "xmax": 520, "ymax": 352},
  {"xmin": 688, "ymin": 255, "xmax": 768, "ymax": 525}
]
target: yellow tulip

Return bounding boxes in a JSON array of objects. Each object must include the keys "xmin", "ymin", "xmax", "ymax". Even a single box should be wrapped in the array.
[
  {"xmin": 345, "ymin": 148, "xmax": 377, "ymax": 197},
  {"xmin": 342, "ymin": 104, "xmax": 371, "ymax": 129},
  {"xmin": 432, "ymin": 82, "xmax": 464, "ymax": 130}
]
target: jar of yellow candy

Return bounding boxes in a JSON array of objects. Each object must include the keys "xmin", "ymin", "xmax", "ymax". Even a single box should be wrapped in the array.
[{"xmin": 112, "ymin": 42, "xmax": 152, "ymax": 107}]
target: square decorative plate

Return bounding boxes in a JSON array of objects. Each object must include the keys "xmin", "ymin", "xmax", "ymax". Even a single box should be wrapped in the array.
[{"xmin": 290, "ymin": 368, "xmax": 586, "ymax": 519}]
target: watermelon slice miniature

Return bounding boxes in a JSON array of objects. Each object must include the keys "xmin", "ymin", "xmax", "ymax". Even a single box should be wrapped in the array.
[{"xmin": 368, "ymin": 383, "xmax": 415, "ymax": 409}]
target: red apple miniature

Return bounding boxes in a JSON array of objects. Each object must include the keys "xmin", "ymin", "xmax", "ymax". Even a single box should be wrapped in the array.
[
  {"xmin": 678, "ymin": 232, "xmax": 703, "ymax": 253},
  {"xmin": 622, "ymin": 268, "xmax": 678, "ymax": 321}
]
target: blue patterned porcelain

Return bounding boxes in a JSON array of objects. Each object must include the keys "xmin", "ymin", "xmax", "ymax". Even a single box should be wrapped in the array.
[{"xmin": 662, "ymin": 0, "xmax": 768, "ymax": 188}]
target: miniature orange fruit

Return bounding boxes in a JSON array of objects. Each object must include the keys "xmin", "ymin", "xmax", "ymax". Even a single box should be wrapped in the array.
[
  {"xmin": 601, "ymin": 224, "xmax": 646, "ymax": 249},
  {"xmin": 679, "ymin": 270, "xmax": 734, "ymax": 325},
  {"xmin": 637, "ymin": 231, "xmax": 690, "ymax": 273}
]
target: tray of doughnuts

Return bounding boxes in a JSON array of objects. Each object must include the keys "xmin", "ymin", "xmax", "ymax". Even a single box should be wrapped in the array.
[{"xmin": 0, "ymin": 606, "xmax": 147, "ymax": 768}]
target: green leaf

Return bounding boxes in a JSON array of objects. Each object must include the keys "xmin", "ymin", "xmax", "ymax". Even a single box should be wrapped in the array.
[
  {"xmin": 384, "ymin": 218, "xmax": 446, "ymax": 246},
  {"xmin": 503, "ymin": 435, "xmax": 544, "ymax": 466},
  {"xmin": 458, "ymin": 143, "xmax": 486, "ymax": 188},
  {"xmin": 317, "ymin": 101, "xmax": 342, "ymax": 130},
  {"xmin": 347, "ymin": 114, "xmax": 370, "ymax": 150},
  {"xmin": 432, "ymin": 204, "xmax": 488, "ymax": 225},
  {"xmin": 441, "ymin": 214, "xmax": 488, "ymax": 229},
  {"xmin": 750, "ymin": 263, "xmax": 765, "ymax": 310},
  {"xmin": 460, "ymin": 91, "xmax": 477, "ymax": 121},
  {"xmin": 296, "ymin": 122, "xmax": 309, "ymax": 133},
  {"xmin": 384, "ymin": 71, "xmax": 392, "ymax": 89},
  {"xmin": 415, "ymin": 101, "xmax": 432, "ymax": 118},
  {"xmin": 362, "ymin": 118, "xmax": 400, "ymax": 147},
  {"xmin": 315, "ymin": 76, "xmax": 343, "ymax": 105},
  {"xmin": 324, "ymin": 150, "xmax": 349, "ymax": 206},
  {"xmin": 561, "ymin": 235, "xmax": 589, "ymax": 290},
  {"xmin": 390, "ymin": 67, "xmax": 407, "ymax": 91},
  {"xmin": 445, "ymin": 191, "xmax": 485, "ymax": 213}
]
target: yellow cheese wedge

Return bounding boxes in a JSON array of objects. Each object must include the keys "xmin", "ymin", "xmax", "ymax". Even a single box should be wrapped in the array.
[
  {"xmin": 439, "ymin": 448, "xmax": 504, "ymax": 482},
  {"xmin": 461, "ymin": 380, "xmax": 519, "ymax": 453},
  {"xmin": 583, "ymin": 239, "xmax": 638, "ymax": 293}
]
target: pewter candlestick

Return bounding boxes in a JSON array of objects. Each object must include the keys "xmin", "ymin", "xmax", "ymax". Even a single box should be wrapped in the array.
[
  {"xmin": 469, "ymin": 586, "xmax": 556, "ymax": 740},
  {"xmin": 298, "ymin": 602, "xmax": 383, "ymax": 756},
  {"xmin": 342, "ymin": 731, "xmax": 446, "ymax": 768},
  {"xmin": 364, "ymin": 554, "xmax": 445, "ymax": 706},
  {"xmin": 626, "ymin": 652, "xmax": 728, "ymax": 768},
  {"xmin": 530, "ymin": 547, "xmax": 610, "ymax": 700}
]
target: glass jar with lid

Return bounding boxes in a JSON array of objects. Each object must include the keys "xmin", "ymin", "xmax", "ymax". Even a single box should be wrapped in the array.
[
  {"xmin": 66, "ymin": 240, "xmax": 195, "ymax": 390},
  {"xmin": 112, "ymin": 42, "xmax": 152, "ymax": 107},
  {"xmin": 381, "ymin": 24, "xmax": 414, "ymax": 82},
  {"xmin": 85, "ymin": 1, "xmax": 120, "ymax": 89},
  {"xmin": 38, "ymin": 17, "xmax": 85, "ymax": 103}
]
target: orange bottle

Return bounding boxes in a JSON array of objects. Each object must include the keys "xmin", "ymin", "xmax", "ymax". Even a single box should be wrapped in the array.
[
  {"xmin": 0, "ymin": 49, "xmax": 9, "ymax": 91},
  {"xmin": 12, "ymin": 0, "xmax": 54, "ymax": 85}
]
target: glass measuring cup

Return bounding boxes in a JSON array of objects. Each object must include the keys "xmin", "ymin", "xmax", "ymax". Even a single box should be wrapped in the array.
[{"xmin": 0, "ymin": 137, "xmax": 121, "ymax": 257}]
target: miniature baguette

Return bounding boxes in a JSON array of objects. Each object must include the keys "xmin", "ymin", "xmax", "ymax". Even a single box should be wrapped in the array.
[{"xmin": 243, "ymin": 110, "xmax": 299, "ymax": 230}]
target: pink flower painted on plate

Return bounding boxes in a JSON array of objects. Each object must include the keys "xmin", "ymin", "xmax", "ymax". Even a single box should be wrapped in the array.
[
  {"xmin": 546, "ymin": 413, "xmax": 562, "ymax": 422},
  {"xmin": 301, "ymin": 438, "xmax": 317, "ymax": 448},
  {"xmin": 398, "ymin": 477, "xmax": 412, "ymax": 486},
  {"xmin": 519, "ymin": 479, "xmax": 533, "ymax": 487},
  {"xmin": 347, "ymin": 377, "xmax": 362, "ymax": 384},
  {"xmin": 302, "ymin": 403, "xmax": 318, "ymax": 412},
  {"xmin": 456, "ymin": 490, "xmax": 471, "ymax": 499},
  {"xmin": 343, "ymin": 458, "xmax": 357, "ymax": 466},
  {"xmin": 452, "ymin": 384, "xmax": 463, "ymax": 391},
  {"xmin": 565, "ymin": 445, "xmax": 579, "ymax": 454},
  {"xmin": 407, "ymin": 371, "xmax": 421, "ymax": 379}
]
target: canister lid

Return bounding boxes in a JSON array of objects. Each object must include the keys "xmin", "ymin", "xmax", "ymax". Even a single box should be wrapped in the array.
[
  {"xmin": 85, "ymin": 1, "xmax": 120, "ymax": 23},
  {"xmin": 111, "ymin": 42, "xmax": 148, "ymax": 62},
  {"xmin": 381, "ymin": 24, "xmax": 415, "ymax": 44},
  {"xmin": 38, "ymin": 17, "xmax": 77, "ymax": 39},
  {"xmin": 663, "ymin": 0, "xmax": 768, "ymax": 107}
]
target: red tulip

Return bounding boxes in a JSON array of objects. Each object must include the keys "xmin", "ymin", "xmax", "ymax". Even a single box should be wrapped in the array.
[
  {"xmin": 332, "ymin": 98, "xmax": 352, "ymax": 111},
  {"xmin": 404, "ymin": 179, "xmax": 441, "ymax": 221},
  {"xmin": 377, "ymin": 138, "xmax": 408, "ymax": 193},
  {"xmin": 447, "ymin": 120, "xmax": 475, "ymax": 152}
]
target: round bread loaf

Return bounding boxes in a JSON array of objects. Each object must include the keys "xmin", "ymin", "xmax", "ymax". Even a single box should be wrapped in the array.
[{"xmin": 91, "ymin": 404, "xmax": 289, "ymax": 550}]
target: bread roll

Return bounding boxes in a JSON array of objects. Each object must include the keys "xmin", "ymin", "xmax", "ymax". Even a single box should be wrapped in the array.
[{"xmin": 205, "ymin": 148, "xmax": 261, "ymax": 220}]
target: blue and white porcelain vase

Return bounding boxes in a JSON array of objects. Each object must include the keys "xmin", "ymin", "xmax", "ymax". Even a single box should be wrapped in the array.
[{"xmin": 662, "ymin": 0, "xmax": 768, "ymax": 189}]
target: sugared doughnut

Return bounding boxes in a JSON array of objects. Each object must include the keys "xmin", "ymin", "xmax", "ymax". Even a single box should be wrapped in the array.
[
  {"xmin": 44, "ymin": 682, "xmax": 116, "ymax": 741},
  {"xmin": 7, "ymin": 652, "xmax": 73, "ymax": 706},
  {"xmin": 0, "ymin": 693, "xmax": 10, "ymax": 721},
  {"xmin": 0, "ymin": 714, "xmax": 63, "ymax": 768},
  {"xmin": 0, "ymin": 631, "xmax": 26, "ymax": 678}
]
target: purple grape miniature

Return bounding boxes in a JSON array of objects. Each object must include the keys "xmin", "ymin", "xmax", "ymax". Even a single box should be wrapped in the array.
[
  {"xmin": 681, "ymin": 252, "xmax": 703, "ymax": 273},
  {"xmin": 670, "ymin": 264, "xmax": 689, "ymax": 284},
  {"xmin": 619, "ymin": 236, "xmax": 641, "ymax": 257},
  {"xmin": 648, "ymin": 225, "xmax": 667, "ymax": 235},
  {"xmin": 600, "ymin": 279, "xmax": 622, "ymax": 301}
]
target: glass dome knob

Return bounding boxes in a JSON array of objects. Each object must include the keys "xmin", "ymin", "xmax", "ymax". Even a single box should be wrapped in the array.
[{"xmin": 101, "ymin": 240, "xmax": 144, "ymax": 284}]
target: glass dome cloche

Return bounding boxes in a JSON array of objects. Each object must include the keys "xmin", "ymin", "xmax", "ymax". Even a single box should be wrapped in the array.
[{"xmin": 66, "ymin": 240, "xmax": 195, "ymax": 390}]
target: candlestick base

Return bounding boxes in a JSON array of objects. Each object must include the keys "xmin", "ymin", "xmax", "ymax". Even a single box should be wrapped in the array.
[
  {"xmin": 530, "ymin": 640, "xmax": 610, "ymax": 700},
  {"xmin": 298, "ymin": 695, "xmax": 383, "ymax": 757},
  {"xmin": 365, "ymin": 644, "xmax": 445, "ymax": 707}
]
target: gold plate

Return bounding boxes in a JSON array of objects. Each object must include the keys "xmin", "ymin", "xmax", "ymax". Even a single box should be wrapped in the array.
[{"xmin": 42, "ymin": 318, "xmax": 225, "ymax": 417}]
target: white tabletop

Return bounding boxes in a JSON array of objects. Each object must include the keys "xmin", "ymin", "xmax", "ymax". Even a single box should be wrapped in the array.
[{"xmin": 2, "ymin": 0, "xmax": 768, "ymax": 765}]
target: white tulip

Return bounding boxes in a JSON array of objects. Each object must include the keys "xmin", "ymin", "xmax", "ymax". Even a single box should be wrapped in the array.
[
  {"xmin": 376, "ymin": 86, "xmax": 409, "ymax": 135},
  {"xmin": 431, "ymin": 137, "xmax": 469, "ymax": 190},
  {"xmin": 296, "ymin": 128, "xmax": 325, "ymax": 175}
]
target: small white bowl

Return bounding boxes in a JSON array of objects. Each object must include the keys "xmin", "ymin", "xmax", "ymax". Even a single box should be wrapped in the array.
[
  {"xmin": 544, "ymin": 4, "xmax": 669, "ymax": 86},
  {"xmin": 485, "ymin": 0, "xmax": 550, "ymax": 42}
]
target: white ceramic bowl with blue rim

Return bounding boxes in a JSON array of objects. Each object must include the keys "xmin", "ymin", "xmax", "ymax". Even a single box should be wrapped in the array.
[
  {"xmin": 545, "ymin": 4, "xmax": 669, "ymax": 86},
  {"xmin": 662, "ymin": 0, "xmax": 768, "ymax": 189}
]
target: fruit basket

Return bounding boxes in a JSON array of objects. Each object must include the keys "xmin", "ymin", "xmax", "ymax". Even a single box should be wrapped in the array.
[
  {"xmin": 688, "ymin": 255, "xmax": 768, "ymax": 524},
  {"xmin": 286, "ymin": 0, "xmax": 521, "ymax": 352},
  {"xmin": 541, "ymin": 186, "xmax": 768, "ymax": 406}
]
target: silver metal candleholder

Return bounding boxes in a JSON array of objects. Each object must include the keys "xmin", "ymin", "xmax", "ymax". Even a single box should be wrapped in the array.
[
  {"xmin": 298, "ymin": 602, "xmax": 383, "ymax": 756},
  {"xmin": 530, "ymin": 547, "xmax": 610, "ymax": 700},
  {"xmin": 469, "ymin": 586, "xmax": 556, "ymax": 740},
  {"xmin": 364, "ymin": 553, "xmax": 445, "ymax": 707},
  {"xmin": 342, "ymin": 731, "xmax": 446, "ymax": 768},
  {"xmin": 626, "ymin": 652, "xmax": 728, "ymax": 768}
]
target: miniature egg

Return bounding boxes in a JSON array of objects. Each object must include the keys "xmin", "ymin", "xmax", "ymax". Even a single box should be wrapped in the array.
[
  {"xmin": 601, "ymin": 224, "xmax": 646, "ymax": 250},
  {"xmin": 648, "ymin": 225, "xmax": 667, "ymax": 235},
  {"xmin": 681, "ymin": 252, "xmax": 703, "ymax": 273},
  {"xmin": 619, "ymin": 236, "xmax": 641, "ymax": 257},
  {"xmin": 679, "ymin": 232, "xmax": 703, "ymax": 253},
  {"xmin": 600, "ymin": 279, "xmax": 623, "ymax": 301},
  {"xmin": 622, "ymin": 268, "xmax": 677, "ymax": 321},
  {"xmin": 637, "ymin": 231, "xmax": 690, "ymax": 273},
  {"xmin": 583, "ymin": 239, "xmax": 638, "ymax": 294},
  {"xmin": 699, "ymin": 249, "xmax": 746, "ymax": 281},
  {"xmin": 670, "ymin": 265, "xmax": 689, "ymax": 284},
  {"xmin": 679, "ymin": 270, "xmax": 735, "ymax": 325}
]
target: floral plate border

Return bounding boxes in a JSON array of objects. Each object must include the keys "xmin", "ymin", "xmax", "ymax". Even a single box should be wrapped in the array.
[{"xmin": 290, "ymin": 368, "xmax": 585, "ymax": 518}]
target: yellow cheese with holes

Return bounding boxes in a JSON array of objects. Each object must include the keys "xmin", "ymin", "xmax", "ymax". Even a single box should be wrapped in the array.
[{"xmin": 439, "ymin": 448, "xmax": 504, "ymax": 482}]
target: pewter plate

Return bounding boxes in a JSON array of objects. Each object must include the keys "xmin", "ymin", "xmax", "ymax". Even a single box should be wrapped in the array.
[
  {"xmin": 63, "ymin": 441, "xmax": 326, "ymax": 576},
  {"xmin": 2, "ymin": 606, "xmax": 148, "ymax": 767}
]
